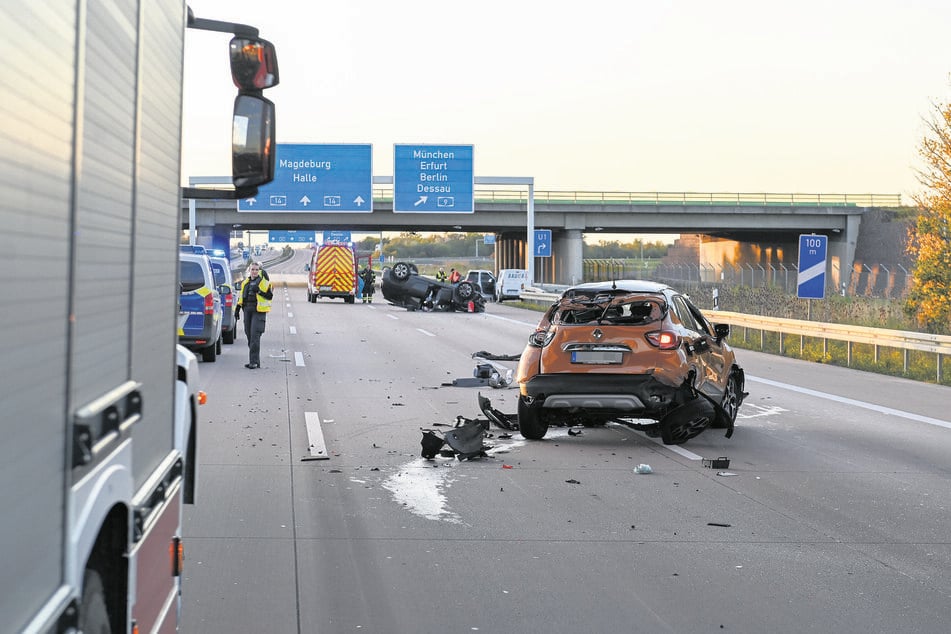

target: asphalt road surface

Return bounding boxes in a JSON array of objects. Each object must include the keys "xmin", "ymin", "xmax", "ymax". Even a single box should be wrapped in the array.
[{"xmin": 183, "ymin": 277, "xmax": 951, "ymax": 633}]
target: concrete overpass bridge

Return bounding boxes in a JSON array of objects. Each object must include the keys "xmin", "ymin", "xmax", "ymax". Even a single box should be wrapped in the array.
[{"xmin": 183, "ymin": 181, "xmax": 902, "ymax": 287}]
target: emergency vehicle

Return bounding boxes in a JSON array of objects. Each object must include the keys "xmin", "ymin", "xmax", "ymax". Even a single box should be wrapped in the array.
[
  {"xmin": 307, "ymin": 241, "xmax": 359, "ymax": 303},
  {"xmin": 1, "ymin": 3, "xmax": 278, "ymax": 632}
]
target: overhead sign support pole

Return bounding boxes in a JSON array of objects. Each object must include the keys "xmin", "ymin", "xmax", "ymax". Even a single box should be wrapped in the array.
[{"xmin": 471, "ymin": 176, "xmax": 535, "ymax": 285}]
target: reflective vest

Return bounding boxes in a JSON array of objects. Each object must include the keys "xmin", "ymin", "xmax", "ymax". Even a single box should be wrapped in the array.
[{"xmin": 240, "ymin": 275, "xmax": 272, "ymax": 312}]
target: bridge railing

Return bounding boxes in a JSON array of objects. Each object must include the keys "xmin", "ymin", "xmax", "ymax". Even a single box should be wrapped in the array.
[{"xmin": 372, "ymin": 188, "xmax": 903, "ymax": 207}]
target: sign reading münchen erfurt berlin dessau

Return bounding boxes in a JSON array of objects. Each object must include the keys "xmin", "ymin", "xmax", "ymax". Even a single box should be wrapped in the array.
[
  {"xmin": 238, "ymin": 143, "xmax": 373, "ymax": 212},
  {"xmin": 393, "ymin": 144, "xmax": 474, "ymax": 213}
]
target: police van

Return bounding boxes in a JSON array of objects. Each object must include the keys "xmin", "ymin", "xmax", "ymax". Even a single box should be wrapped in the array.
[{"xmin": 178, "ymin": 251, "xmax": 223, "ymax": 361}]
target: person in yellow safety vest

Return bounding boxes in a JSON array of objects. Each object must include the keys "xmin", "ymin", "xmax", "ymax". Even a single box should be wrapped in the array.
[
  {"xmin": 236, "ymin": 262, "xmax": 272, "ymax": 369},
  {"xmin": 435, "ymin": 267, "xmax": 447, "ymax": 282}
]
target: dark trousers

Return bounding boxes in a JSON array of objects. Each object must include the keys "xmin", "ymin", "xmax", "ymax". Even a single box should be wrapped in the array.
[{"xmin": 243, "ymin": 308, "xmax": 267, "ymax": 365}]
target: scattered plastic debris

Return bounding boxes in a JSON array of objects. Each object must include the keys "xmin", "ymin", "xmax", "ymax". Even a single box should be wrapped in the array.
[
  {"xmin": 634, "ymin": 464, "xmax": 653, "ymax": 474},
  {"xmin": 567, "ymin": 428, "xmax": 582, "ymax": 436},
  {"xmin": 478, "ymin": 393, "xmax": 519, "ymax": 431},
  {"xmin": 420, "ymin": 430, "xmax": 445, "ymax": 459},
  {"xmin": 565, "ymin": 479, "xmax": 581, "ymax": 484},
  {"xmin": 707, "ymin": 522, "xmax": 732, "ymax": 527},
  {"xmin": 716, "ymin": 472, "xmax": 738, "ymax": 477},
  {"xmin": 443, "ymin": 417, "xmax": 489, "ymax": 460},
  {"xmin": 502, "ymin": 464, "xmax": 513, "ymax": 469}
]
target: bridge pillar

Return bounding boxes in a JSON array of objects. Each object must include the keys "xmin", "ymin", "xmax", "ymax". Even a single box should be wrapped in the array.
[
  {"xmin": 554, "ymin": 229, "xmax": 584, "ymax": 286},
  {"xmin": 495, "ymin": 234, "xmax": 527, "ymax": 271},
  {"xmin": 828, "ymin": 214, "xmax": 862, "ymax": 293}
]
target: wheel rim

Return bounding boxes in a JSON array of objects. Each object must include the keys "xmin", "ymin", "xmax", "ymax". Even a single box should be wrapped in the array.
[
  {"xmin": 669, "ymin": 415, "xmax": 711, "ymax": 444},
  {"xmin": 721, "ymin": 376, "xmax": 738, "ymax": 422}
]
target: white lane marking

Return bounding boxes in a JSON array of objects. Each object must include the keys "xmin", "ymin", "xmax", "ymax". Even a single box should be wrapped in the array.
[
  {"xmin": 302, "ymin": 411, "xmax": 329, "ymax": 461},
  {"xmin": 288, "ymin": 312, "xmax": 294, "ymax": 318},
  {"xmin": 747, "ymin": 375, "xmax": 951, "ymax": 430},
  {"xmin": 416, "ymin": 328, "xmax": 436, "ymax": 337},
  {"xmin": 286, "ymin": 302, "xmax": 291, "ymax": 308},
  {"xmin": 644, "ymin": 436, "xmax": 703, "ymax": 460},
  {"xmin": 386, "ymin": 314, "xmax": 398, "ymax": 320},
  {"xmin": 289, "ymin": 326, "xmax": 297, "ymax": 335},
  {"xmin": 295, "ymin": 351, "xmax": 305, "ymax": 366},
  {"xmin": 484, "ymin": 312, "xmax": 540, "ymax": 327}
]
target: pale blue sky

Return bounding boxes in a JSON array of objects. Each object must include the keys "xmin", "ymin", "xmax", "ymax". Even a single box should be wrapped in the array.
[{"xmin": 183, "ymin": 0, "xmax": 951, "ymax": 202}]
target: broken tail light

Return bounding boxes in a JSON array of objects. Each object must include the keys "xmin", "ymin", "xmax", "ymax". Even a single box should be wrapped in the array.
[
  {"xmin": 527, "ymin": 329, "xmax": 554, "ymax": 348},
  {"xmin": 645, "ymin": 330, "xmax": 680, "ymax": 350}
]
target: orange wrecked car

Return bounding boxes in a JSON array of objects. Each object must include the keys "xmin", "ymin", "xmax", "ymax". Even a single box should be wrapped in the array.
[{"xmin": 515, "ymin": 280, "xmax": 746, "ymax": 445}]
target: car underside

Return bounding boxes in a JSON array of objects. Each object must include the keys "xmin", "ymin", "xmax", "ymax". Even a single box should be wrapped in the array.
[{"xmin": 382, "ymin": 262, "xmax": 486, "ymax": 313}]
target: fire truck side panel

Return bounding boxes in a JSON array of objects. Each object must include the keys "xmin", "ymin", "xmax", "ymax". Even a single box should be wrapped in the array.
[
  {"xmin": 129, "ymin": 0, "xmax": 186, "ymax": 491},
  {"xmin": 1, "ymin": 1, "xmax": 76, "ymax": 628},
  {"xmin": 1, "ymin": 0, "xmax": 190, "ymax": 632}
]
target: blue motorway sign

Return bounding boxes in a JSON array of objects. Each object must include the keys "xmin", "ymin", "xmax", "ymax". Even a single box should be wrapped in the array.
[
  {"xmin": 483, "ymin": 234, "xmax": 496, "ymax": 245},
  {"xmin": 534, "ymin": 229, "xmax": 552, "ymax": 257},
  {"xmin": 323, "ymin": 230, "xmax": 351, "ymax": 244},
  {"xmin": 268, "ymin": 230, "xmax": 316, "ymax": 243},
  {"xmin": 797, "ymin": 234, "xmax": 828, "ymax": 299},
  {"xmin": 238, "ymin": 143, "xmax": 372, "ymax": 212},
  {"xmin": 393, "ymin": 144, "xmax": 473, "ymax": 213}
]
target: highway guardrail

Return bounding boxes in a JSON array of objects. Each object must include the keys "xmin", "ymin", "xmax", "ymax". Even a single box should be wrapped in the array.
[{"xmin": 518, "ymin": 290, "xmax": 950, "ymax": 382}]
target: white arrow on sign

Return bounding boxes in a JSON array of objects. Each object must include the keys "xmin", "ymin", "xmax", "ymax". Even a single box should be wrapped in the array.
[
  {"xmin": 246, "ymin": 197, "xmax": 257, "ymax": 206},
  {"xmin": 797, "ymin": 261, "xmax": 825, "ymax": 286},
  {"xmin": 414, "ymin": 195, "xmax": 428, "ymax": 207},
  {"xmin": 300, "ymin": 195, "xmax": 311, "ymax": 206},
  {"xmin": 354, "ymin": 196, "xmax": 365, "ymax": 207}
]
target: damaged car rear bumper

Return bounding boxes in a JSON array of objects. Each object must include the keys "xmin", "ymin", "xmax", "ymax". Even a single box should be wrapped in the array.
[{"xmin": 521, "ymin": 373, "xmax": 688, "ymax": 416}]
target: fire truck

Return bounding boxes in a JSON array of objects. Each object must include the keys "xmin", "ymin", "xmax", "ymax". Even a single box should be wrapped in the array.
[{"xmin": 1, "ymin": 3, "xmax": 277, "ymax": 632}]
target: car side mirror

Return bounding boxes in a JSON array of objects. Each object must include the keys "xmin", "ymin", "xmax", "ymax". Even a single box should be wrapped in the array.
[{"xmin": 714, "ymin": 323, "xmax": 730, "ymax": 341}]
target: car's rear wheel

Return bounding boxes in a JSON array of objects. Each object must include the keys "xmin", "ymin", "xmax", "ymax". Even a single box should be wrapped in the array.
[
  {"xmin": 517, "ymin": 396, "xmax": 548, "ymax": 440},
  {"xmin": 345, "ymin": 296, "xmax": 355, "ymax": 304},
  {"xmin": 201, "ymin": 344, "xmax": 216, "ymax": 362},
  {"xmin": 659, "ymin": 397, "xmax": 714, "ymax": 444},
  {"xmin": 454, "ymin": 281, "xmax": 475, "ymax": 302},
  {"xmin": 215, "ymin": 337, "xmax": 222, "ymax": 355},
  {"xmin": 223, "ymin": 329, "xmax": 234, "ymax": 344},
  {"xmin": 711, "ymin": 373, "xmax": 740, "ymax": 428},
  {"xmin": 392, "ymin": 261, "xmax": 412, "ymax": 282}
]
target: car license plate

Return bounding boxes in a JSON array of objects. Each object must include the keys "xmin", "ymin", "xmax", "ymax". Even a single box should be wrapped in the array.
[
  {"xmin": 319, "ymin": 285, "xmax": 333, "ymax": 292},
  {"xmin": 571, "ymin": 350, "xmax": 623, "ymax": 364}
]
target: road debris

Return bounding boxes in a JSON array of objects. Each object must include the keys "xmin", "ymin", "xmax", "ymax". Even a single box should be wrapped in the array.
[
  {"xmin": 477, "ymin": 393, "xmax": 519, "ymax": 431},
  {"xmin": 420, "ymin": 416, "xmax": 491, "ymax": 461},
  {"xmin": 634, "ymin": 464, "xmax": 653, "ymax": 474},
  {"xmin": 702, "ymin": 456, "xmax": 731, "ymax": 469}
]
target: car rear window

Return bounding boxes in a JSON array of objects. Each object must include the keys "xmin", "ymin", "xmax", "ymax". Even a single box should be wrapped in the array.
[
  {"xmin": 210, "ymin": 262, "xmax": 227, "ymax": 286},
  {"xmin": 179, "ymin": 261, "xmax": 206, "ymax": 293},
  {"xmin": 555, "ymin": 294, "xmax": 665, "ymax": 326}
]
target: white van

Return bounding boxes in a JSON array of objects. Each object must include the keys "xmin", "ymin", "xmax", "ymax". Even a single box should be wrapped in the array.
[{"xmin": 496, "ymin": 269, "xmax": 529, "ymax": 302}]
